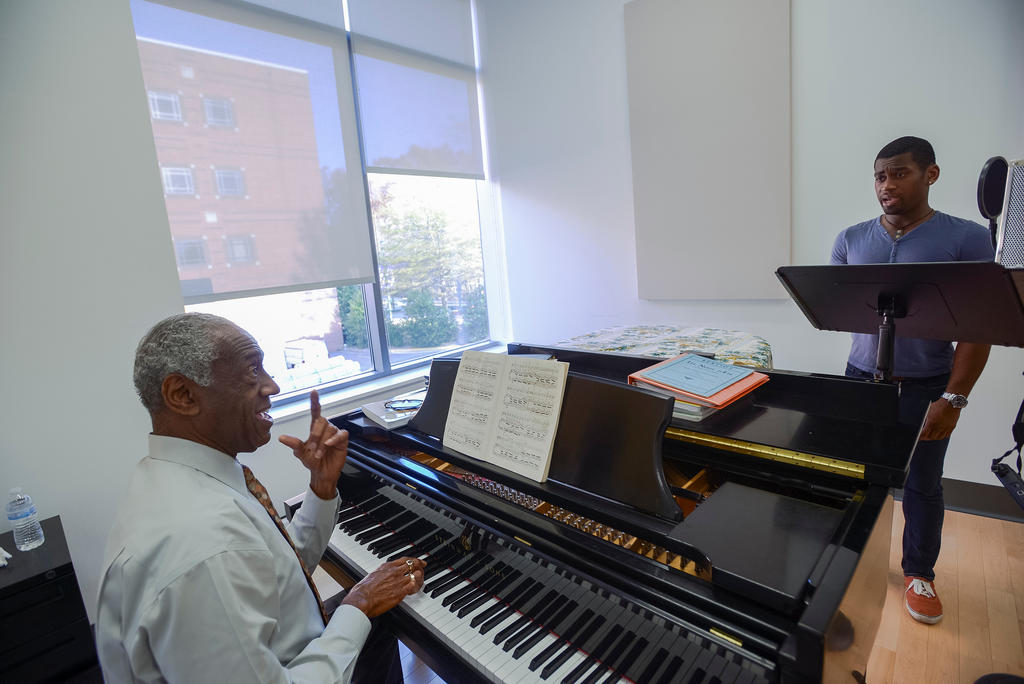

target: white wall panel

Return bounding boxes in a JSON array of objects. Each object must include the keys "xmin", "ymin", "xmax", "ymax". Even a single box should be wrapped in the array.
[{"xmin": 625, "ymin": 0, "xmax": 791, "ymax": 299}]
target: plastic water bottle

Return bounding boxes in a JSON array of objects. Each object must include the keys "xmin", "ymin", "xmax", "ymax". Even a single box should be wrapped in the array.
[{"xmin": 7, "ymin": 488, "xmax": 45, "ymax": 551}]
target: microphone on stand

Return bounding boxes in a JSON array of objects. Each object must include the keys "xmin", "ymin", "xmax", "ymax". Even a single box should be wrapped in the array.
[{"xmin": 977, "ymin": 156, "xmax": 1008, "ymax": 251}]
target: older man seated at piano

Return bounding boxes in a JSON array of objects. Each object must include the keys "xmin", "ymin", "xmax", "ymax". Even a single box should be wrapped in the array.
[{"xmin": 95, "ymin": 312, "xmax": 425, "ymax": 683}]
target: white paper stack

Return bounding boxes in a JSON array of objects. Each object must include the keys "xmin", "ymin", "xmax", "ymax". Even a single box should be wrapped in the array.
[
  {"xmin": 360, "ymin": 389, "xmax": 426, "ymax": 429},
  {"xmin": 672, "ymin": 400, "xmax": 717, "ymax": 422}
]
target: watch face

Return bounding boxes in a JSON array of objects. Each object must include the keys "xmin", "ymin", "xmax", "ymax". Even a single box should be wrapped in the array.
[{"xmin": 945, "ymin": 393, "xmax": 968, "ymax": 408}]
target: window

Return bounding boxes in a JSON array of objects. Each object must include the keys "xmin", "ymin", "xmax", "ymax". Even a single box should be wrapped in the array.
[
  {"xmin": 370, "ymin": 174, "xmax": 489, "ymax": 366},
  {"xmin": 348, "ymin": 0, "xmax": 489, "ymax": 369},
  {"xmin": 189, "ymin": 286, "xmax": 372, "ymax": 384},
  {"xmin": 148, "ymin": 90, "xmax": 182, "ymax": 121},
  {"xmin": 203, "ymin": 97, "xmax": 235, "ymax": 126},
  {"xmin": 161, "ymin": 166, "xmax": 194, "ymax": 195},
  {"xmin": 214, "ymin": 168, "xmax": 245, "ymax": 196},
  {"xmin": 136, "ymin": 6, "xmax": 374, "ymax": 302},
  {"xmin": 225, "ymin": 235, "xmax": 256, "ymax": 264},
  {"xmin": 131, "ymin": 0, "xmax": 493, "ymax": 403},
  {"xmin": 175, "ymin": 238, "xmax": 207, "ymax": 267}
]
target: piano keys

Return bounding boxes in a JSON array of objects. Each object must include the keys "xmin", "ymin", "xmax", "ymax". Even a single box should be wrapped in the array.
[
  {"xmin": 293, "ymin": 344, "xmax": 918, "ymax": 683},
  {"xmin": 326, "ymin": 473, "xmax": 771, "ymax": 684}
]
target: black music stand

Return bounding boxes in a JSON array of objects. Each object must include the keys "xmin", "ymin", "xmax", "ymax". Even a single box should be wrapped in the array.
[
  {"xmin": 778, "ymin": 260, "xmax": 1024, "ymax": 511},
  {"xmin": 776, "ymin": 261, "xmax": 1024, "ymax": 381}
]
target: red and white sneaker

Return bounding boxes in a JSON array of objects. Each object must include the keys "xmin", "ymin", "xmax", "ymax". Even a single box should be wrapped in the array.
[{"xmin": 904, "ymin": 576, "xmax": 943, "ymax": 624}]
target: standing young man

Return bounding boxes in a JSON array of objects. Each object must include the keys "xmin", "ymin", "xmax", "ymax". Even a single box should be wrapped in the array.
[{"xmin": 830, "ymin": 136, "xmax": 993, "ymax": 624}]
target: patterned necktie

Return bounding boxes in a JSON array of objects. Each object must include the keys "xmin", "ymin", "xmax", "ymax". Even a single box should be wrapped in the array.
[{"xmin": 241, "ymin": 465, "xmax": 329, "ymax": 625}]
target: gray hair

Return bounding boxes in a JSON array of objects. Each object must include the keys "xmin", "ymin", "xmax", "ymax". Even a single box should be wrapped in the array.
[{"xmin": 133, "ymin": 312, "xmax": 234, "ymax": 412}]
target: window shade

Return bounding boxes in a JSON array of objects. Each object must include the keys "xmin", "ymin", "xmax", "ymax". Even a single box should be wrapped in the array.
[
  {"xmin": 239, "ymin": 0, "xmax": 345, "ymax": 30},
  {"xmin": 346, "ymin": 0, "xmax": 475, "ymax": 66},
  {"xmin": 131, "ymin": 0, "xmax": 375, "ymax": 304},
  {"xmin": 347, "ymin": 0, "xmax": 484, "ymax": 179}
]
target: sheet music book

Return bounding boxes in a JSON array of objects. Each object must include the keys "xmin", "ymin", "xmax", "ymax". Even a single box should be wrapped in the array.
[
  {"xmin": 628, "ymin": 353, "xmax": 768, "ymax": 408},
  {"xmin": 443, "ymin": 350, "xmax": 569, "ymax": 483},
  {"xmin": 361, "ymin": 389, "xmax": 427, "ymax": 429},
  {"xmin": 671, "ymin": 399, "xmax": 717, "ymax": 422}
]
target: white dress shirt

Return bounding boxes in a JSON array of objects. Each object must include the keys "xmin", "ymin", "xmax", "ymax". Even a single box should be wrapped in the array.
[{"xmin": 96, "ymin": 435, "xmax": 370, "ymax": 683}]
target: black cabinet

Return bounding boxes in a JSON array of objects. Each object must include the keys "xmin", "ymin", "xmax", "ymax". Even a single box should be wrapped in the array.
[{"xmin": 0, "ymin": 516, "xmax": 98, "ymax": 683}]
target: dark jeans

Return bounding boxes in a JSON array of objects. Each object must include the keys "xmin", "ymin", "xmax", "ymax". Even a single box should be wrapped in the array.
[
  {"xmin": 845, "ymin": 364, "xmax": 950, "ymax": 581},
  {"xmin": 324, "ymin": 590, "xmax": 404, "ymax": 684},
  {"xmin": 352, "ymin": 616, "xmax": 403, "ymax": 684}
]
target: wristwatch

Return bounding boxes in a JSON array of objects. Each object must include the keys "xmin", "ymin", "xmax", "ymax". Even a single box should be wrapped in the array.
[{"xmin": 941, "ymin": 392, "xmax": 968, "ymax": 409}]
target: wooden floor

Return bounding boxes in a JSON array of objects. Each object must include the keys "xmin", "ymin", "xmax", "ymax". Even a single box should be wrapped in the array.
[
  {"xmin": 399, "ymin": 641, "xmax": 445, "ymax": 684},
  {"xmin": 866, "ymin": 506, "xmax": 1024, "ymax": 683}
]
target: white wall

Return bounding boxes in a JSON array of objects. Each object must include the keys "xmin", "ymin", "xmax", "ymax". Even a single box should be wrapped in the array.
[
  {"xmin": 0, "ymin": 0, "xmax": 184, "ymax": 621},
  {"xmin": 478, "ymin": 0, "xmax": 1024, "ymax": 485},
  {"xmin": 626, "ymin": 0, "xmax": 792, "ymax": 300}
]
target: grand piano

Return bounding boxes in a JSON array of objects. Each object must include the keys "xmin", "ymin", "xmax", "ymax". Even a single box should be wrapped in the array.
[{"xmin": 308, "ymin": 344, "xmax": 918, "ymax": 683}]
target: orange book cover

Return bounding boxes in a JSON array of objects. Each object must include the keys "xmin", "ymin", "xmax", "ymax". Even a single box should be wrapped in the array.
[{"xmin": 627, "ymin": 354, "xmax": 769, "ymax": 408}]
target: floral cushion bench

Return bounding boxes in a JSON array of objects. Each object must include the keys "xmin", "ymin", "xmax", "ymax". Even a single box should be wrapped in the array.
[{"xmin": 556, "ymin": 324, "xmax": 772, "ymax": 369}]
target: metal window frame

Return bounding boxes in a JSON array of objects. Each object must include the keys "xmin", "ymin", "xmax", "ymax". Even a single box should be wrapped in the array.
[
  {"xmin": 225, "ymin": 234, "xmax": 255, "ymax": 263},
  {"xmin": 148, "ymin": 90, "xmax": 182, "ymax": 121},
  {"xmin": 214, "ymin": 168, "xmax": 245, "ymax": 196},
  {"xmin": 161, "ymin": 166, "xmax": 195, "ymax": 194},
  {"xmin": 174, "ymin": 238, "xmax": 208, "ymax": 267},
  {"xmin": 202, "ymin": 96, "xmax": 235, "ymax": 126}
]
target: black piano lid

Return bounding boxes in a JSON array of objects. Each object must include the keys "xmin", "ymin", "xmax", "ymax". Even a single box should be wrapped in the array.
[
  {"xmin": 505, "ymin": 344, "xmax": 919, "ymax": 489},
  {"xmin": 668, "ymin": 481, "xmax": 844, "ymax": 614}
]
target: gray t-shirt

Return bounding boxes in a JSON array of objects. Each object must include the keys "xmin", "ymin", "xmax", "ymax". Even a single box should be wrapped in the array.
[{"xmin": 830, "ymin": 211, "xmax": 994, "ymax": 377}]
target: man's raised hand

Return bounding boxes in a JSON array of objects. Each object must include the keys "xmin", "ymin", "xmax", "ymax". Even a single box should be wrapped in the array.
[{"xmin": 279, "ymin": 389, "xmax": 347, "ymax": 500}]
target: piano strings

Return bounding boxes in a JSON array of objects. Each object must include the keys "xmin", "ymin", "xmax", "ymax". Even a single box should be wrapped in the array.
[{"xmin": 404, "ymin": 450, "xmax": 711, "ymax": 579}]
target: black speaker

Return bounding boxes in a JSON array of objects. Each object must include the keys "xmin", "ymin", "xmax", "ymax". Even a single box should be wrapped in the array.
[
  {"xmin": 995, "ymin": 159, "xmax": 1024, "ymax": 268},
  {"xmin": 993, "ymin": 462, "xmax": 1024, "ymax": 510}
]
